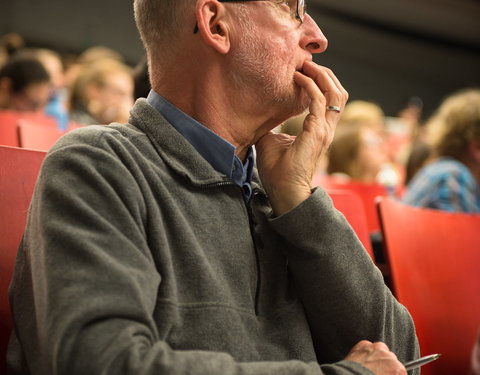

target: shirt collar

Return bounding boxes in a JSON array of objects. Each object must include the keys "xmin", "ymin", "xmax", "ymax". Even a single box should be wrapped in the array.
[{"xmin": 147, "ymin": 90, "xmax": 254, "ymax": 198}]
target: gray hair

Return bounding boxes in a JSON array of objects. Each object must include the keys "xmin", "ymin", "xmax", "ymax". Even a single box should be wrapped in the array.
[{"xmin": 133, "ymin": 0, "xmax": 195, "ymax": 56}]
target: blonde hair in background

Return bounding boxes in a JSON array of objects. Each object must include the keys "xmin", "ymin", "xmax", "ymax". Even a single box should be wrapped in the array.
[
  {"xmin": 77, "ymin": 46, "xmax": 124, "ymax": 66},
  {"xmin": 326, "ymin": 125, "xmax": 362, "ymax": 178},
  {"xmin": 425, "ymin": 88, "xmax": 480, "ymax": 161},
  {"xmin": 339, "ymin": 100, "xmax": 385, "ymax": 131},
  {"xmin": 69, "ymin": 59, "xmax": 132, "ymax": 110}
]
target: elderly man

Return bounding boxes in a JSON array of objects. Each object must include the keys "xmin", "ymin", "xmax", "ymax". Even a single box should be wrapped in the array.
[{"xmin": 7, "ymin": 0, "xmax": 419, "ymax": 374}]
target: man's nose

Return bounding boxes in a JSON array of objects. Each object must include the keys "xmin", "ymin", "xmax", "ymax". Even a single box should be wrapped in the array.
[{"xmin": 300, "ymin": 14, "xmax": 328, "ymax": 54}]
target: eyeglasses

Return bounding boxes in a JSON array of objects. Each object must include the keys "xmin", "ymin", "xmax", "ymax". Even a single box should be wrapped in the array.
[
  {"xmin": 220, "ymin": 0, "xmax": 305, "ymax": 23},
  {"xmin": 193, "ymin": 0, "xmax": 306, "ymax": 33}
]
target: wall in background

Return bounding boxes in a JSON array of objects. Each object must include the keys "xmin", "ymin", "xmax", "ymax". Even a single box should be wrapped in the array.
[{"xmin": 1, "ymin": 0, "xmax": 479, "ymax": 119}]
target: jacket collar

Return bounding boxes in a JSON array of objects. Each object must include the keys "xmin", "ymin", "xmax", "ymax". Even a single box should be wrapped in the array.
[{"xmin": 130, "ymin": 98, "xmax": 260, "ymax": 190}]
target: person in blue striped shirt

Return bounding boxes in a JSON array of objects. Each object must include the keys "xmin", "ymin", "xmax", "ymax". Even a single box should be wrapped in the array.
[{"xmin": 403, "ymin": 89, "xmax": 480, "ymax": 213}]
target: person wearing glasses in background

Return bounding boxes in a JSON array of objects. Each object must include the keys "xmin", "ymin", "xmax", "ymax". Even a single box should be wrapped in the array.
[{"xmin": 8, "ymin": 0, "xmax": 419, "ymax": 374}]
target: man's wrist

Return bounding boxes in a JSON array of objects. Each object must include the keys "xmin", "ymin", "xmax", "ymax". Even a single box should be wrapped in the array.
[{"xmin": 268, "ymin": 187, "xmax": 312, "ymax": 216}]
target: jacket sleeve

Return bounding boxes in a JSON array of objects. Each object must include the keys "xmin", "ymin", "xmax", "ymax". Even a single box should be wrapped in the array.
[
  {"xmin": 268, "ymin": 188, "xmax": 420, "ymax": 371},
  {"xmin": 9, "ymin": 132, "xmax": 378, "ymax": 375}
]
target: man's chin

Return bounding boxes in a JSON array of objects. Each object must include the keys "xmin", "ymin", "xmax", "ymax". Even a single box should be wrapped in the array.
[{"xmin": 270, "ymin": 85, "xmax": 310, "ymax": 119}]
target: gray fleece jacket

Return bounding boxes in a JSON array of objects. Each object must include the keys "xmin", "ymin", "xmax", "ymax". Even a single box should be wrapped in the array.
[{"xmin": 7, "ymin": 99, "xmax": 419, "ymax": 374}]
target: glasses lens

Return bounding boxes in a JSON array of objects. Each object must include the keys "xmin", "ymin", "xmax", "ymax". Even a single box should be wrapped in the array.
[{"xmin": 297, "ymin": 0, "xmax": 305, "ymax": 22}]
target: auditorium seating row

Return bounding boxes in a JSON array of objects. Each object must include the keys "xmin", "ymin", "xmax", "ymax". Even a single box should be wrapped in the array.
[
  {"xmin": 0, "ymin": 145, "xmax": 479, "ymax": 374},
  {"xmin": 0, "ymin": 111, "xmax": 83, "ymax": 151}
]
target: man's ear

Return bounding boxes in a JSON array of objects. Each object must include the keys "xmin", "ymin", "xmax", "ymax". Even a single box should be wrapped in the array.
[{"xmin": 195, "ymin": 0, "xmax": 230, "ymax": 54}]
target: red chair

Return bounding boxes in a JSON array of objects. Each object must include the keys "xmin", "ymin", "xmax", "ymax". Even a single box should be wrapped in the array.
[
  {"xmin": 17, "ymin": 119, "xmax": 65, "ymax": 151},
  {"xmin": 313, "ymin": 174, "xmax": 392, "ymax": 233},
  {"xmin": 0, "ymin": 146, "xmax": 46, "ymax": 373},
  {"xmin": 0, "ymin": 111, "xmax": 57, "ymax": 147},
  {"xmin": 377, "ymin": 198, "xmax": 480, "ymax": 375},
  {"xmin": 326, "ymin": 189, "xmax": 374, "ymax": 260},
  {"xmin": 0, "ymin": 111, "xmax": 23, "ymax": 147}
]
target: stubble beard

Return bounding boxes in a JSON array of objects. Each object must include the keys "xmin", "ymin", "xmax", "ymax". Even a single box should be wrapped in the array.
[{"xmin": 228, "ymin": 25, "xmax": 310, "ymax": 118}]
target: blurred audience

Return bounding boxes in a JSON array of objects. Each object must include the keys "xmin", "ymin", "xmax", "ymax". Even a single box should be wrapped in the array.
[
  {"xmin": 403, "ymin": 88, "xmax": 480, "ymax": 212},
  {"xmin": 404, "ymin": 140, "xmax": 431, "ymax": 185},
  {"xmin": 320, "ymin": 100, "xmax": 402, "ymax": 192},
  {"xmin": 35, "ymin": 49, "xmax": 69, "ymax": 129},
  {"xmin": 385, "ymin": 96, "xmax": 424, "ymax": 168},
  {"xmin": 327, "ymin": 124, "xmax": 393, "ymax": 185},
  {"xmin": 338, "ymin": 100, "xmax": 386, "ymax": 135},
  {"xmin": 0, "ymin": 55, "xmax": 51, "ymax": 112},
  {"xmin": 396, "ymin": 96, "xmax": 423, "ymax": 135},
  {"xmin": 0, "ymin": 32, "xmax": 25, "ymax": 67},
  {"xmin": 64, "ymin": 45, "xmax": 126, "ymax": 90},
  {"xmin": 16, "ymin": 48, "xmax": 70, "ymax": 129},
  {"xmin": 69, "ymin": 58, "xmax": 134, "ymax": 125}
]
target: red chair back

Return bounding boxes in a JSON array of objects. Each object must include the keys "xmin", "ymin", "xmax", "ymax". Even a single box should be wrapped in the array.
[
  {"xmin": 17, "ymin": 119, "xmax": 65, "ymax": 151},
  {"xmin": 327, "ymin": 189, "xmax": 374, "ymax": 260},
  {"xmin": 0, "ymin": 111, "xmax": 57, "ymax": 147},
  {"xmin": 377, "ymin": 198, "xmax": 480, "ymax": 375},
  {"xmin": 313, "ymin": 174, "xmax": 390, "ymax": 232},
  {"xmin": 0, "ymin": 146, "xmax": 46, "ymax": 372},
  {"xmin": 0, "ymin": 112, "xmax": 23, "ymax": 147}
]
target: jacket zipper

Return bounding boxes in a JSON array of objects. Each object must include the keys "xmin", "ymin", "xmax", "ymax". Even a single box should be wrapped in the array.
[
  {"xmin": 246, "ymin": 201, "xmax": 261, "ymax": 316},
  {"xmin": 199, "ymin": 181, "xmax": 261, "ymax": 315}
]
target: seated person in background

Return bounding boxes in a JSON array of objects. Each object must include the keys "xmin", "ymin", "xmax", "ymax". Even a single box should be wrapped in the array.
[
  {"xmin": 396, "ymin": 96, "xmax": 423, "ymax": 132},
  {"xmin": 16, "ymin": 48, "xmax": 70, "ymax": 130},
  {"xmin": 403, "ymin": 89, "xmax": 480, "ymax": 212},
  {"xmin": 0, "ymin": 55, "xmax": 50, "ymax": 112},
  {"xmin": 33, "ymin": 49, "xmax": 69, "ymax": 130},
  {"xmin": 0, "ymin": 32, "xmax": 25, "ymax": 68},
  {"xmin": 326, "ymin": 124, "xmax": 398, "ymax": 188},
  {"xmin": 77, "ymin": 45, "xmax": 125, "ymax": 66},
  {"xmin": 63, "ymin": 45, "xmax": 126, "ymax": 90},
  {"xmin": 338, "ymin": 100, "xmax": 386, "ymax": 135},
  {"xmin": 386, "ymin": 96, "xmax": 424, "ymax": 167},
  {"xmin": 404, "ymin": 140, "xmax": 431, "ymax": 185},
  {"xmin": 8, "ymin": 0, "xmax": 419, "ymax": 374},
  {"xmin": 68, "ymin": 58, "xmax": 134, "ymax": 125}
]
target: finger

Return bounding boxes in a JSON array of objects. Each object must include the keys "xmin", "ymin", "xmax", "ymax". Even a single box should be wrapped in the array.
[
  {"xmin": 293, "ymin": 71, "xmax": 326, "ymax": 128},
  {"xmin": 302, "ymin": 61, "xmax": 347, "ymax": 105},
  {"xmin": 293, "ymin": 72, "xmax": 337, "ymax": 151},
  {"xmin": 301, "ymin": 61, "xmax": 343, "ymax": 102},
  {"xmin": 320, "ymin": 65, "xmax": 349, "ymax": 103},
  {"xmin": 300, "ymin": 61, "xmax": 345, "ymax": 122}
]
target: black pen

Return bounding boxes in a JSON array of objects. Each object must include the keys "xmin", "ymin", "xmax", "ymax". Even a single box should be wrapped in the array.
[{"xmin": 403, "ymin": 353, "xmax": 441, "ymax": 371}]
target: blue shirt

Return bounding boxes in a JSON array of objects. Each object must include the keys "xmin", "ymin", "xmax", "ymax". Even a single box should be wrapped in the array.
[
  {"xmin": 403, "ymin": 157, "xmax": 480, "ymax": 213},
  {"xmin": 147, "ymin": 90, "xmax": 254, "ymax": 200},
  {"xmin": 45, "ymin": 91, "xmax": 69, "ymax": 131}
]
